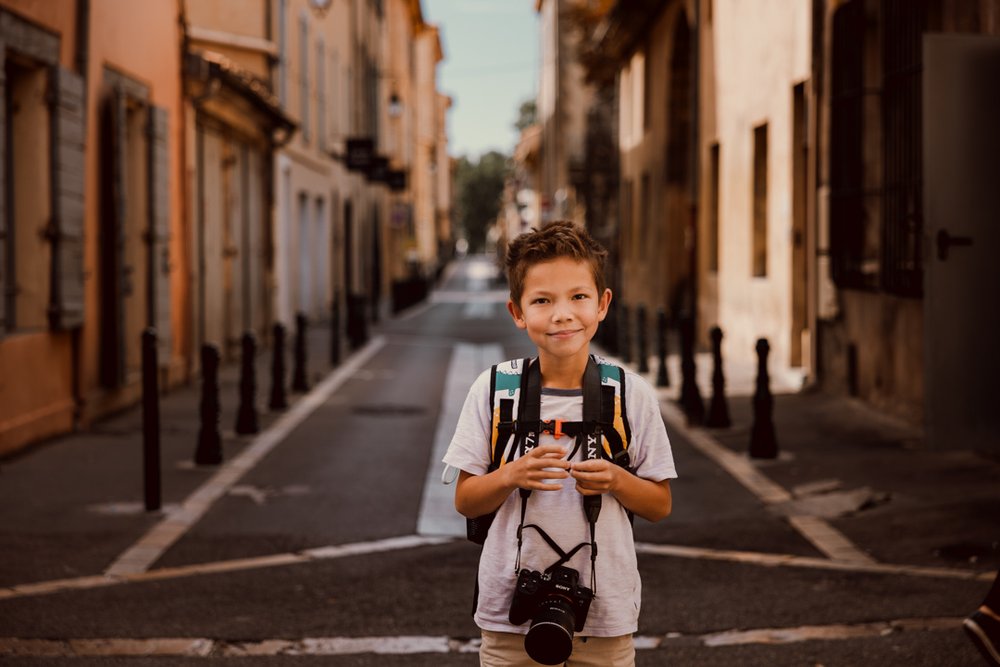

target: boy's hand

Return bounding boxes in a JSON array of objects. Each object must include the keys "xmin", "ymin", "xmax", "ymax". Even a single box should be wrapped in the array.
[
  {"xmin": 569, "ymin": 459, "xmax": 620, "ymax": 496},
  {"xmin": 503, "ymin": 445, "xmax": 570, "ymax": 491}
]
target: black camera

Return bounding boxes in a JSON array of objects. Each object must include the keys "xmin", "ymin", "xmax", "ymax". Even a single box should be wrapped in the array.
[{"xmin": 508, "ymin": 566, "xmax": 594, "ymax": 665}]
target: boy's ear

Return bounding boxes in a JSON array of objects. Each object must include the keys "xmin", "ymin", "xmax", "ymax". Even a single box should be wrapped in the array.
[
  {"xmin": 597, "ymin": 288, "xmax": 612, "ymax": 321},
  {"xmin": 506, "ymin": 299, "xmax": 527, "ymax": 329}
]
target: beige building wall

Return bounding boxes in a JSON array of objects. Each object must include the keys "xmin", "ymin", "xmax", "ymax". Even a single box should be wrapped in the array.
[
  {"xmin": 536, "ymin": 0, "xmax": 591, "ymax": 224},
  {"xmin": 269, "ymin": 0, "xmax": 355, "ymax": 325},
  {"xmin": 708, "ymin": 0, "xmax": 811, "ymax": 376},
  {"xmin": 413, "ymin": 23, "xmax": 443, "ymax": 272}
]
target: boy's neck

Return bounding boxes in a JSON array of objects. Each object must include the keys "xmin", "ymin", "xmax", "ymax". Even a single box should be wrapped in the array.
[{"xmin": 537, "ymin": 349, "xmax": 591, "ymax": 389}]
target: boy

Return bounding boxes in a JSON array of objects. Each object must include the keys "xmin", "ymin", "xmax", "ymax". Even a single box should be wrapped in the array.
[{"xmin": 444, "ymin": 221, "xmax": 677, "ymax": 666}]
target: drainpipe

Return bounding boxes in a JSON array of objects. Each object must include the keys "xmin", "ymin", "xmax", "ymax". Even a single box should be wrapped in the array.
[
  {"xmin": 689, "ymin": 0, "xmax": 700, "ymax": 338},
  {"xmin": 71, "ymin": 0, "xmax": 90, "ymax": 427}
]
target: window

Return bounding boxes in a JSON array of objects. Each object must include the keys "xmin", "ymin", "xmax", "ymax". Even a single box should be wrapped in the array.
[
  {"xmin": 620, "ymin": 178, "xmax": 633, "ymax": 261},
  {"xmin": 829, "ymin": 0, "xmax": 873, "ymax": 289},
  {"xmin": 4, "ymin": 59, "xmax": 51, "ymax": 332},
  {"xmin": 0, "ymin": 10, "xmax": 85, "ymax": 335},
  {"xmin": 752, "ymin": 123, "xmax": 768, "ymax": 277},
  {"xmin": 666, "ymin": 18, "xmax": 692, "ymax": 184},
  {"xmin": 707, "ymin": 143, "xmax": 720, "ymax": 272},
  {"xmin": 98, "ymin": 69, "xmax": 170, "ymax": 385}
]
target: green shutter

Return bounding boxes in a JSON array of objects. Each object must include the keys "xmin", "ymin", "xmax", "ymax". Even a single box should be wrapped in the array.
[
  {"xmin": 49, "ymin": 66, "xmax": 86, "ymax": 330},
  {"xmin": 148, "ymin": 105, "xmax": 171, "ymax": 364}
]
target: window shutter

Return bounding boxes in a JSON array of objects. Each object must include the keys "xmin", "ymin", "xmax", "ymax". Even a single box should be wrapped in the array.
[
  {"xmin": 147, "ymin": 105, "xmax": 171, "ymax": 364},
  {"xmin": 49, "ymin": 66, "xmax": 87, "ymax": 330}
]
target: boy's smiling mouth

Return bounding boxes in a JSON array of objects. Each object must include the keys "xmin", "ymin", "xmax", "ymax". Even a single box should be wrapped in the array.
[{"xmin": 548, "ymin": 329, "xmax": 582, "ymax": 339}]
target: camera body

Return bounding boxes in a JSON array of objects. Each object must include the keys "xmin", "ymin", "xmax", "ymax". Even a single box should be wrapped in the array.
[{"xmin": 508, "ymin": 565, "xmax": 593, "ymax": 632}]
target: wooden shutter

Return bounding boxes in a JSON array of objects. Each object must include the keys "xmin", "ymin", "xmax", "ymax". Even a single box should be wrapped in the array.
[
  {"xmin": 49, "ymin": 66, "xmax": 87, "ymax": 330},
  {"xmin": 147, "ymin": 105, "xmax": 171, "ymax": 363}
]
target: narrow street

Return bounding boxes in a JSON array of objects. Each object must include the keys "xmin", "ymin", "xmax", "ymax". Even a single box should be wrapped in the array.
[{"xmin": 0, "ymin": 256, "xmax": 995, "ymax": 666}]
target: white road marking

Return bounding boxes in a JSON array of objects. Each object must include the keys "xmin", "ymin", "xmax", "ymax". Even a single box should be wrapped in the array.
[
  {"xmin": 0, "ymin": 534, "xmax": 454, "ymax": 601},
  {"xmin": 634, "ymin": 542, "xmax": 995, "ymax": 581},
  {"xmin": 659, "ymin": 399, "xmax": 878, "ymax": 565},
  {"xmin": 417, "ymin": 343, "xmax": 503, "ymax": 537},
  {"xmin": 2, "ymin": 535, "xmax": 990, "ymax": 603},
  {"xmin": 0, "ymin": 618, "xmax": 963, "ymax": 656},
  {"xmin": 102, "ymin": 336, "xmax": 388, "ymax": 578}
]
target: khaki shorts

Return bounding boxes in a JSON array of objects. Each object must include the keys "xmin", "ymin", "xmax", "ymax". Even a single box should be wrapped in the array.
[{"xmin": 479, "ymin": 629, "xmax": 635, "ymax": 667}]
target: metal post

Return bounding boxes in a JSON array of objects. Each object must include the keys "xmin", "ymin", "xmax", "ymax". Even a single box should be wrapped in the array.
[
  {"xmin": 656, "ymin": 308, "xmax": 670, "ymax": 387},
  {"xmin": 749, "ymin": 338, "xmax": 779, "ymax": 458},
  {"xmin": 330, "ymin": 291, "xmax": 341, "ymax": 367},
  {"xmin": 705, "ymin": 326, "xmax": 732, "ymax": 428},
  {"xmin": 292, "ymin": 312, "xmax": 309, "ymax": 392},
  {"xmin": 679, "ymin": 315, "xmax": 705, "ymax": 425},
  {"xmin": 269, "ymin": 322, "xmax": 289, "ymax": 411},
  {"xmin": 235, "ymin": 332, "xmax": 259, "ymax": 435},
  {"xmin": 194, "ymin": 343, "xmax": 223, "ymax": 465},
  {"xmin": 637, "ymin": 305, "xmax": 649, "ymax": 374},
  {"xmin": 141, "ymin": 328, "xmax": 161, "ymax": 511}
]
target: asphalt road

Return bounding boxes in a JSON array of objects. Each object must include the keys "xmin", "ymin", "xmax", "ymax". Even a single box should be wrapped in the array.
[{"xmin": 0, "ymin": 256, "xmax": 990, "ymax": 666}]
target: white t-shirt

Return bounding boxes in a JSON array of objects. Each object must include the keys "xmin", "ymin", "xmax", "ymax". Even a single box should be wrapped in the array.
[{"xmin": 443, "ymin": 364, "xmax": 677, "ymax": 637}]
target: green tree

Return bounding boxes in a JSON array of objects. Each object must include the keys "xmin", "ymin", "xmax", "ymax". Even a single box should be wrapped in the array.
[
  {"xmin": 514, "ymin": 99, "xmax": 537, "ymax": 132},
  {"xmin": 454, "ymin": 151, "xmax": 508, "ymax": 252}
]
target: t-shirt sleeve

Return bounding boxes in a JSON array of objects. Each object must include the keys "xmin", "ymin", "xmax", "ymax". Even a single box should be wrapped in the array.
[
  {"xmin": 442, "ymin": 368, "xmax": 493, "ymax": 476},
  {"xmin": 624, "ymin": 371, "xmax": 678, "ymax": 482}
]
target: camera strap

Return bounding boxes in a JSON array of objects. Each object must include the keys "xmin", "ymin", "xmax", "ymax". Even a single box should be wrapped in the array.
[{"xmin": 514, "ymin": 358, "xmax": 603, "ymax": 595}]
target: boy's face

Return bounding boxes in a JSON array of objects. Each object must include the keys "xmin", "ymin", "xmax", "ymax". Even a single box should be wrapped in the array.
[{"xmin": 507, "ymin": 257, "xmax": 612, "ymax": 365}]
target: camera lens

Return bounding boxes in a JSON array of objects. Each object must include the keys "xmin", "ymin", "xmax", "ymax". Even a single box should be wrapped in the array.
[{"xmin": 523, "ymin": 597, "xmax": 576, "ymax": 665}]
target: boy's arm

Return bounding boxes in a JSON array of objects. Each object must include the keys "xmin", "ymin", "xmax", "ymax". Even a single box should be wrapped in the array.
[
  {"xmin": 454, "ymin": 445, "xmax": 571, "ymax": 518},
  {"xmin": 569, "ymin": 460, "xmax": 672, "ymax": 522}
]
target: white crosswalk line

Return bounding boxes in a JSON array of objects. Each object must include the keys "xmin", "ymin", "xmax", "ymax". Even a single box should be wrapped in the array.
[{"xmin": 417, "ymin": 343, "xmax": 503, "ymax": 537}]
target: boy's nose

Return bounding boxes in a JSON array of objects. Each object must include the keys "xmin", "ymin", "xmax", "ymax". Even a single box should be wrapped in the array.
[{"xmin": 551, "ymin": 301, "xmax": 574, "ymax": 322}]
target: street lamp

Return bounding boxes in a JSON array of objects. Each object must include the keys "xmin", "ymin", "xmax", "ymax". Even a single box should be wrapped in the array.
[{"xmin": 388, "ymin": 92, "xmax": 403, "ymax": 118}]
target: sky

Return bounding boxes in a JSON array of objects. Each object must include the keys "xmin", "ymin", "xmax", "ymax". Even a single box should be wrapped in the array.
[{"xmin": 422, "ymin": 0, "xmax": 540, "ymax": 161}]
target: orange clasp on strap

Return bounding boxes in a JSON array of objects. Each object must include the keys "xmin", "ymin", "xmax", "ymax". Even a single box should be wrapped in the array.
[{"xmin": 541, "ymin": 419, "xmax": 565, "ymax": 439}]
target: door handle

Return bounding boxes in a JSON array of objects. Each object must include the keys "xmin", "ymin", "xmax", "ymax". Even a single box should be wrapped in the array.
[{"xmin": 936, "ymin": 229, "xmax": 973, "ymax": 261}]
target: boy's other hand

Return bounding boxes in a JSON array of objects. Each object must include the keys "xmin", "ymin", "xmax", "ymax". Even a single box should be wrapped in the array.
[
  {"xmin": 569, "ymin": 459, "xmax": 619, "ymax": 496},
  {"xmin": 504, "ymin": 445, "xmax": 570, "ymax": 491}
]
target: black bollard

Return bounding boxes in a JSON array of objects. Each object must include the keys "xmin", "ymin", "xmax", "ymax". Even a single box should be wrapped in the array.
[
  {"xmin": 292, "ymin": 312, "xmax": 309, "ymax": 392},
  {"xmin": 637, "ymin": 305, "xmax": 649, "ymax": 374},
  {"xmin": 330, "ymin": 292, "xmax": 341, "ymax": 367},
  {"xmin": 705, "ymin": 326, "xmax": 732, "ymax": 428},
  {"xmin": 269, "ymin": 322, "xmax": 289, "ymax": 411},
  {"xmin": 194, "ymin": 343, "xmax": 223, "ymax": 465},
  {"xmin": 141, "ymin": 328, "xmax": 161, "ymax": 511},
  {"xmin": 620, "ymin": 304, "xmax": 632, "ymax": 365},
  {"xmin": 749, "ymin": 338, "xmax": 779, "ymax": 458},
  {"xmin": 679, "ymin": 315, "xmax": 705, "ymax": 425},
  {"xmin": 235, "ymin": 332, "xmax": 260, "ymax": 435},
  {"xmin": 656, "ymin": 309, "xmax": 670, "ymax": 387}
]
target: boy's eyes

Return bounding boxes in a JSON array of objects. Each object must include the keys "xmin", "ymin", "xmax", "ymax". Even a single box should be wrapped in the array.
[{"xmin": 530, "ymin": 294, "xmax": 589, "ymax": 305}]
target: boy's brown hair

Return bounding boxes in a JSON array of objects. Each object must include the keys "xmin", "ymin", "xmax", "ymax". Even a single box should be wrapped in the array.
[{"xmin": 505, "ymin": 220, "xmax": 608, "ymax": 307}]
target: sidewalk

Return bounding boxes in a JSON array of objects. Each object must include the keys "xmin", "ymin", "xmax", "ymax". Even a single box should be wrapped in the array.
[
  {"xmin": 630, "ymin": 348, "xmax": 1000, "ymax": 575},
  {"xmin": 0, "ymin": 318, "xmax": 343, "ymax": 588}
]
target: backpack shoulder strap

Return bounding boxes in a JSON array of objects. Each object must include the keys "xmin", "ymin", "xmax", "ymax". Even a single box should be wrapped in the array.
[
  {"xmin": 591, "ymin": 355, "xmax": 632, "ymax": 469},
  {"xmin": 489, "ymin": 358, "xmax": 531, "ymax": 471}
]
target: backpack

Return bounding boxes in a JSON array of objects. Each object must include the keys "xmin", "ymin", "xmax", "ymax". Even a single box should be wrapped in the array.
[{"xmin": 466, "ymin": 354, "xmax": 633, "ymax": 545}]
